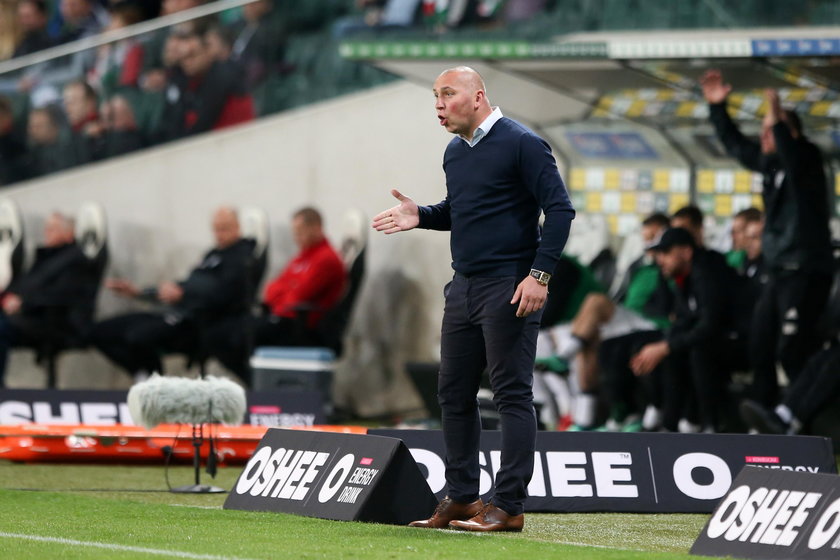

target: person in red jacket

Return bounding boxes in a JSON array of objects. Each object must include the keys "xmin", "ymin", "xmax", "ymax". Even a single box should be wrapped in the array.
[{"xmin": 257, "ymin": 207, "xmax": 346, "ymax": 346}]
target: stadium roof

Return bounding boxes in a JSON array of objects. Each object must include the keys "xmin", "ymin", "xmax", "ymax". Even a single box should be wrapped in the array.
[{"xmin": 341, "ymin": 26, "xmax": 840, "ymax": 129}]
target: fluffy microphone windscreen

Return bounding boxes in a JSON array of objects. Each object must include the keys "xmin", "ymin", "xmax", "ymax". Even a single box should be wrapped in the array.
[{"xmin": 127, "ymin": 374, "xmax": 247, "ymax": 429}]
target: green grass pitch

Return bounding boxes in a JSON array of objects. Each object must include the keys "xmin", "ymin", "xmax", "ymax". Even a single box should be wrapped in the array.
[{"xmin": 0, "ymin": 462, "xmax": 720, "ymax": 559}]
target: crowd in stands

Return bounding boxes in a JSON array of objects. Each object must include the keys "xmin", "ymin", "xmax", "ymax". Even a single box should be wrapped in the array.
[
  {"xmin": 0, "ymin": 204, "xmax": 352, "ymax": 391},
  {"xmin": 0, "ymin": 0, "xmax": 547, "ymax": 187}
]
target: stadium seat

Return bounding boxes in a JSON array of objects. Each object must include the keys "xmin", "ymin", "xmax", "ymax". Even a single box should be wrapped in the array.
[
  {"xmin": 0, "ymin": 198, "xmax": 25, "ymax": 294},
  {"xmin": 39, "ymin": 202, "xmax": 109, "ymax": 387}
]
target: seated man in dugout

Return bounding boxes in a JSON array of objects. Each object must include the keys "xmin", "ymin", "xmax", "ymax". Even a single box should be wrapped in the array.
[
  {"xmin": 630, "ymin": 227, "xmax": 737, "ymax": 433},
  {"xmin": 543, "ymin": 212, "xmax": 672, "ymax": 431},
  {"xmin": 207, "ymin": 207, "xmax": 346, "ymax": 387},
  {"xmin": 90, "ymin": 206, "xmax": 254, "ymax": 382},
  {"xmin": 0, "ymin": 212, "xmax": 101, "ymax": 388},
  {"xmin": 258, "ymin": 207, "xmax": 346, "ymax": 343}
]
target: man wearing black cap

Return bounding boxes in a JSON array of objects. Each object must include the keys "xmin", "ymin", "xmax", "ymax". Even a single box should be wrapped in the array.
[{"xmin": 630, "ymin": 227, "xmax": 735, "ymax": 432}]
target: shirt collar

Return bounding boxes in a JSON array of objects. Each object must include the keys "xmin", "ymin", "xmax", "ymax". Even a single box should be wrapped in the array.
[{"xmin": 460, "ymin": 107, "xmax": 503, "ymax": 148}]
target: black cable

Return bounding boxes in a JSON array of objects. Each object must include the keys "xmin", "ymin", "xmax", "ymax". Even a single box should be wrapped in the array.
[{"xmin": 162, "ymin": 423, "xmax": 184, "ymax": 491}]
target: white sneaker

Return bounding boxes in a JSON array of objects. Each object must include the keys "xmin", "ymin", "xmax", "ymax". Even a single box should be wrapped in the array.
[
  {"xmin": 678, "ymin": 418, "xmax": 701, "ymax": 433},
  {"xmin": 642, "ymin": 405, "xmax": 662, "ymax": 431}
]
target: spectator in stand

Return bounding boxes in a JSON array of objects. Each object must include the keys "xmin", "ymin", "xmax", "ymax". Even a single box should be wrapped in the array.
[
  {"xmin": 0, "ymin": 212, "xmax": 101, "ymax": 387},
  {"xmin": 228, "ymin": 0, "xmax": 286, "ymax": 91},
  {"xmin": 140, "ymin": 0, "xmax": 206, "ymax": 93},
  {"xmin": 90, "ymin": 206, "xmax": 254, "ymax": 381},
  {"xmin": 99, "ymin": 94, "xmax": 145, "ymax": 157},
  {"xmin": 256, "ymin": 207, "xmax": 346, "ymax": 346},
  {"xmin": 62, "ymin": 79, "xmax": 103, "ymax": 162},
  {"xmin": 13, "ymin": 0, "xmax": 54, "ymax": 59},
  {"xmin": 0, "ymin": 96, "xmax": 27, "ymax": 185},
  {"xmin": 630, "ymin": 227, "xmax": 736, "ymax": 433},
  {"xmin": 334, "ymin": 0, "xmax": 421, "ymax": 36},
  {"xmin": 88, "ymin": 2, "xmax": 146, "ymax": 93},
  {"xmin": 0, "ymin": 1, "xmax": 22, "ymax": 61},
  {"xmin": 156, "ymin": 27, "xmax": 255, "ymax": 142},
  {"xmin": 21, "ymin": 106, "xmax": 78, "ymax": 179},
  {"xmin": 702, "ymin": 69, "xmax": 833, "ymax": 408},
  {"xmin": 205, "ymin": 24, "xmax": 234, "ymax": 62},
  {"xmin": 54, "ymin": 0, "xmax": 108, "ymax": 45}
]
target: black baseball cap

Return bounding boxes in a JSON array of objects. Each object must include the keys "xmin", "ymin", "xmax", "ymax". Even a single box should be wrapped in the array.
[{"xmin": 649, "ymin": 227, "xmax": 696, "ymax": 252}]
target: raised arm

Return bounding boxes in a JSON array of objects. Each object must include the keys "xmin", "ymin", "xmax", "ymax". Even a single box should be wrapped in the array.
[{"xmin": 701, "ymin": 69, "xmax": 763, "ymax": 172}]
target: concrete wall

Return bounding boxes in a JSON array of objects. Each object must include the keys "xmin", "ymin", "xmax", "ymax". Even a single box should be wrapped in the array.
[{"xmin": 4, "ymin": 81, "xmax": 459, "ymax": 417}]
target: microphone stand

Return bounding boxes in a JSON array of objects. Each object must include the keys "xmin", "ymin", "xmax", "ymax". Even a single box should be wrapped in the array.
[{"xmin": 170, "ymin": 423, "xmax": 225, "ymax": 494}]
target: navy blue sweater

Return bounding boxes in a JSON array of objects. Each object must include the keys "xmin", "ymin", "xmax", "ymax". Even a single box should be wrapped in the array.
[{"xmin": 417, "ymin": 117, "xmax": 575, "ymax": 277}]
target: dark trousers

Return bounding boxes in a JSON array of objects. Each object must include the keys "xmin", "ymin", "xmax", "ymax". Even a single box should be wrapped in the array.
[
  {"xmin": 599, "ymin": 329, "xmax": 664, "ymax": 420},
  {"xmin": 0, "ymin": 312, "xmax": 76, "ymax": 385},
  {"xmin": 205, "ymin": 314, "xmax": 253, "ymax": 384},
  {"xmin": 749, "ymin": 271, "xmax": 832, "ymax": 406},
  {"xmin": 91, "ymin": 312, "xmax": 197, "ymax": 375},
  {"xmin": 662, "ymin": 337, "xmax": 729, "ymax": 431},
  {"xmin": 438, "ymin": 274, "xmax": 541, "ymax": 516},
  {"xmin": 784, "ymin": 342, "xmax": 840, "ymax": 423}
]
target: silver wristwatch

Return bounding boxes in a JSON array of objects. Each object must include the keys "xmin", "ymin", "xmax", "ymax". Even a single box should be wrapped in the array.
[{"xmin": 529, "ymin": 269, "xmax": 551, "ymax": 286}]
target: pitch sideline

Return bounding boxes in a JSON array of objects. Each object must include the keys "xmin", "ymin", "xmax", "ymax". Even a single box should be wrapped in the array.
[{"xmin": 0, "ymin": 531, "xmax": 261, "ymax": 560}]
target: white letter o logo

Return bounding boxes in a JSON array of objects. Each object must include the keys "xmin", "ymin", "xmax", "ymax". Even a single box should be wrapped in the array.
[
  {"xmin": 318, "ymin": 454, "xmax": 355, "ymax": 503},
  {"xmin": 673, "ymin": 453, "xmax": 732, "ymax": 500}
]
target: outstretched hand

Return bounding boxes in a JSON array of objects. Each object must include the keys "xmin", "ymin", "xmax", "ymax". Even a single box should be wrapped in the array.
[
  {"xmin": 699, "ymin": 69, "xmax": 732, "ymax": 104},
  {"xmin": 371, "ymin": 189, "xmax": 420, "ymax": 234}
]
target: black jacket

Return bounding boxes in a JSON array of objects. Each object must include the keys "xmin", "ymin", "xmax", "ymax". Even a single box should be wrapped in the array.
[
  {"xmin": 173, "ymin": 238, "xmax": 254, "ymax": 322},
  {"xmin": 666, "ymin": 249, "xmax": 736, "ymax": 354},
  {"xmin": 709, "ymin": 102, "xmax": 832, "ymax": 274},
  {"xmin": 11, "ymin": 242, "xmax": 100, "ymax": 335}
]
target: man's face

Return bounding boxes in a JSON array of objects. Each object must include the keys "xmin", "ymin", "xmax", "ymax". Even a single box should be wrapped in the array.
[
  {"xmin": 433, "ymin": 71, "xmax": 479, "ymax": 138},
  {"xmin": 291, "ymin": 216, "xmax": 320, "ymax": 251},
  {"xmin": 110, "ymin": 97, "xmax": 136, "ymax": 131},
  {"xmin": 180, "ymin": 36, "xmax": 212, "ymax": 77},
  {"xmin": 63, "ymin": 84, "xmax": 92, "ymax": 126},
  {"xmin": 745, "ymin": 220, "xmax": 763, "ymax": 261},
  {"xmin": 43, "ymin": 215, "xmax": 73, "ymax": 247},
  {"xmin": 60, "ymin": 0, "xmax": 91, "ymax": 24},
  {"xmin": 730, "ymin": 215, "xmax": 747, "ymax": 251},
  {"xmin": 18, "ymin": 2, "xmax": 47, "ymax": 32},
  {"xmin": 28, "ymin": 111, "xmax": 57, "ymax": 145},
  {"xmin": 162, "ymin": 0, "xmax": 200, "ymax": 15},
  {"xmin": 212, "ymin": 210, "xmax": 240, "ymax": 249},
  {"xmin": 243, "ymin": 1, "xmax": 270, "ymax": 23},
  {"xmin": 655, "ymin": 246, "xmax": 692, "ymax": 278},
  {"xmin": 641, "ymin": 223, "xmax": 665, "ymax": 247}
]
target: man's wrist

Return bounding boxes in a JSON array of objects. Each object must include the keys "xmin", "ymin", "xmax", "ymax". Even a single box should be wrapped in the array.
[{"xmin": 529, "ymin": 269, "xmax": 551, "ymax": 286}]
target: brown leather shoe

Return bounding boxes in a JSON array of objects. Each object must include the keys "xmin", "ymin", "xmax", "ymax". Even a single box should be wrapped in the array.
[
  {"xmin": 408, "ymin": 497, "xmax": 484, "ymax": 529},
  {"xmin": 448, "ymin": 502, "xmax": 524, "ymax": 532}
]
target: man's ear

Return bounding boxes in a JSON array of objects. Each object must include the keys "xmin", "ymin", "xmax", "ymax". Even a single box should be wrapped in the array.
[{"xmin": 474, "ymin": 90, "xmax": 484, "ymax": 109}]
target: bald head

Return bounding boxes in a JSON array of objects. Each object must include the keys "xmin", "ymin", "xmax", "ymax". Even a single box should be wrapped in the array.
[
  {"xmin": 433, "ymin": 66, "xmax": 492, "ymax": 140},
  {"xmin": 212, "ymin": 206, "xmax": 241, "ymax": 248},
  {"xmin": 439, "ymin": 66, "xmax": 487, "ymax": 95}
]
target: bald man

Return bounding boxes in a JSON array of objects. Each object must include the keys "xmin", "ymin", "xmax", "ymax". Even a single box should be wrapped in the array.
[
  {"xmin": 373, "ymin": 67, "xmax": 574, "ymax": 531},
  {"xmin": 91, "ymin": 207, "xmax": 254, "ymax": 380}
]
